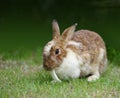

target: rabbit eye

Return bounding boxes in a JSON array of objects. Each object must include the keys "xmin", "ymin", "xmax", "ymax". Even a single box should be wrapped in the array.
[{"xmin": 55, "ymin": 49, "xmax": 59, "ymax": 55}]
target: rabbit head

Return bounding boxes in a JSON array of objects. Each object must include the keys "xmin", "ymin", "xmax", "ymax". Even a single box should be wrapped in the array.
[{"xmin": 43, "ymin": 20, "xmax": 77, "ymax": 71}]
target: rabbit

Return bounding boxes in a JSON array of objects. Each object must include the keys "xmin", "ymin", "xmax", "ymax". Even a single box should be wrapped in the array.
[{"xmin": 42, "ymin": 20, "xmax": 108, "ymax": 82}]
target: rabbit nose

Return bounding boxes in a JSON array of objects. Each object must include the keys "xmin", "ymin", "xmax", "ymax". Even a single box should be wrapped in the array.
[{"xmin": 43, "ymin": 64, "xmax": 48, "ymax": 69}]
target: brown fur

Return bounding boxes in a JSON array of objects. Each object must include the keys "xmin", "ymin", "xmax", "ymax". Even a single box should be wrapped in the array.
[
  {"xmin": 43, "ymin": 20, "xmax": 107, "ymax": 74},
  {"xmin": 43, "ymin": 40, "xmax": 67, "ymax": 71},
  {"xmin": 67, "ymin": 30, "xmax": 107, "ymax": 73}
]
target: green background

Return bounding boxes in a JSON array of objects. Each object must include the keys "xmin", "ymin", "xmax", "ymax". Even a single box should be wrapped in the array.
[{"xmin": 0, "ymin": 0, "xmax": 120, "ymax": 51}]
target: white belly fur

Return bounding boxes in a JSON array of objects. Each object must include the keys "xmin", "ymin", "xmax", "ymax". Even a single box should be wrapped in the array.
[{"xmin": 55, "ymin": 49, "xmax": 92, "ymax": 79}]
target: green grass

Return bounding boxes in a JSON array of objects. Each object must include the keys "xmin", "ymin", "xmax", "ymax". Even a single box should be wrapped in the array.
[{"xmin": 0, "ymin": 47, "xmax": 120, "ymax": 98}]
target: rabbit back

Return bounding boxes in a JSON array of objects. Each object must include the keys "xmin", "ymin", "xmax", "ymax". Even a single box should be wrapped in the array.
[{"xmin": 70, "ymin": 30, "xmax": 107, "ymax": 74}]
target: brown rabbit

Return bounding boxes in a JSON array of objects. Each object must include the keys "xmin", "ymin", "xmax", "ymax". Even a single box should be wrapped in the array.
[{"xmin": 43, "ymin": 20, "xmax": 108, "ymax": 82}]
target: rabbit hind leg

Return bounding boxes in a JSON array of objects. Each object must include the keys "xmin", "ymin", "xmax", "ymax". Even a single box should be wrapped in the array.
[{"xmin": 87, "ymin": 70, "xmax": 100, "ymax": 82}]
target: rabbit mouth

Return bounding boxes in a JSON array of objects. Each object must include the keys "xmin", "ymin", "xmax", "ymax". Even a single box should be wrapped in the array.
[{"xmin": 43, "ymin": 64, "xmax": 54, "ymax": 71}]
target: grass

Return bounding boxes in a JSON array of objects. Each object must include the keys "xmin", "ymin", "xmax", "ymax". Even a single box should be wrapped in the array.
[{"xmin": 0, "ymin": 47, "xmax": 120, "ymax": 98}]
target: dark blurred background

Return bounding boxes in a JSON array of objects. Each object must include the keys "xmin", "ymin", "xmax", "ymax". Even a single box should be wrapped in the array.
[{"xmin": 0, "ymin": 0, "xmax": 120, "ymax": 51}]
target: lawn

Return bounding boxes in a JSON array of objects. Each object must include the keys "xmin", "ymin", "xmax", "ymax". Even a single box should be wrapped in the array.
[{"xmin": 0, "ymin": 47, "xmax": 120, "ymax": 98}]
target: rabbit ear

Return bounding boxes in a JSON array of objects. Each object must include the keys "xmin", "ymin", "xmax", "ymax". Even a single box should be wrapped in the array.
[
  {"xmin": 52, "ymin": 20, "xmax": 60, "ymax": 40},
  {"xmin": 62, "ymin": 23, "xmax": 77, "ymax": 41}
]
